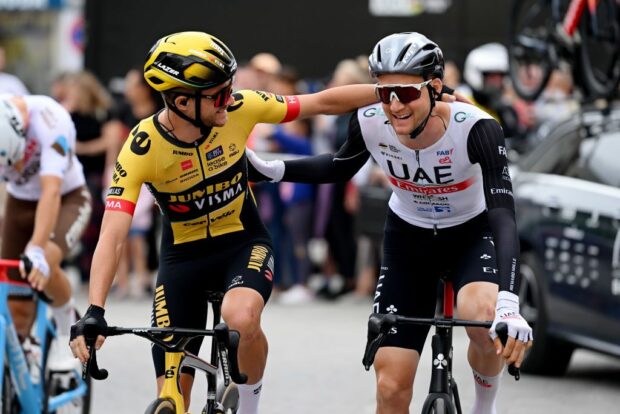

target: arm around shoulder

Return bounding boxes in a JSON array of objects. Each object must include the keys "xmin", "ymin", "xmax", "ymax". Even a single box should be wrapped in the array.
[{"xmin": 297, "ymin": 84, "xmax": 376, "ymax": 118}]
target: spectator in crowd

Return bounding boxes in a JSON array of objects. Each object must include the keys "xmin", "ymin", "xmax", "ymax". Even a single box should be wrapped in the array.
[
  {"xmin": 0, "ymin": 46, "xmax": 29, "ymax": 95},
  {"xmin": 463, "ymin": 43, "xmax": 528, "ymax": 139},
  {"xmin": 443, "ymin": 59, "xmax": 473, "ymax": 97},
  {"xmin": 310, "ymin": 58, "xmax": 373, "ymax": 299},
  {"xmin": 61, "ymin": 70, "xmax": 114, "ymax": 283}
]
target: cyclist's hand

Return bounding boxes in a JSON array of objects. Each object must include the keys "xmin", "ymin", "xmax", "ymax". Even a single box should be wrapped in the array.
[
  {"xmin": 437, "ymin": 85, "xmax": 474, "ymax": 105},
  {"xmin": 20, "ymin": 245, "xmax": 50, "ymax": 291},
  {"xmin": 246, "ymin": 148, "xmax": 285, "ymax": 182},
  {"xmin": 489, "ymin": 291, "xmax": 533, "ymax": 368},
  {"xmin": 69, "ymin": 304, "xmax": 108, "ymax": 364}
]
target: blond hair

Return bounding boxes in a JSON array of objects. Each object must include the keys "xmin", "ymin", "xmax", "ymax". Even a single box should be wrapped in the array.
[{"xmin": 69, "ymin": 71, "xmax": 112, "ymax": 120}]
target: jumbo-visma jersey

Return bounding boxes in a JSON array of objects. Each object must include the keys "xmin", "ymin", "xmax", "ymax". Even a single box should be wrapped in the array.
[{"xmin": 105, "ymin": 90, "xmax": 300, "ymax": 244}]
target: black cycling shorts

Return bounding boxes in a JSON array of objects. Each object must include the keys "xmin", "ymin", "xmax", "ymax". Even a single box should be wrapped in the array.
[
  {"xmin": 150, "ymin": 241, "xmax": 274, "ymax": 377},
  {"xmin": 373, "ymin": 209, "xmax": 499, "ymax": 354}
]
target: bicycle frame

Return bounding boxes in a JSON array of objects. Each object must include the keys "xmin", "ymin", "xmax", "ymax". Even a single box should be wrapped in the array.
[
  {"xmin": 363, "ymin": 280, "xmax": 516, "ymax": 414},
  {"xmin": 0, "ymin": 259, "xmax": 88, "ymax": 413},
  {"xmin": 86, "ymin": 292, "xmax": 245, "ymax": 414},
  {"xmin": 561, "ymin": 0, "xmax": 598, "ymax": 37},
  {"xmin": 158, "ymin": 295, "xmax": 230, "ymax": 414}
]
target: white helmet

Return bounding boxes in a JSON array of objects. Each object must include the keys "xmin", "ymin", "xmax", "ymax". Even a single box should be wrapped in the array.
[
  {"xmin": 463, "ymin": 43, "xmax": 509, "ymax": 91},
  {"xmin": 0, "ymin": 99, "xmax": 26, "ymax": 168}
]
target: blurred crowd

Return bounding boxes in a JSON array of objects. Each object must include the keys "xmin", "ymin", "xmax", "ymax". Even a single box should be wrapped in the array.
[{"xmin": 0, "ymin": 42, "xmax": 581, "ymax": 305}]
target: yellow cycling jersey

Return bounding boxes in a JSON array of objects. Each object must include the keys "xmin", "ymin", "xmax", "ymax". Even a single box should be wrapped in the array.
[{"xmin": 105, "ymin": 89, "xmax": 300, "ymax": 244}]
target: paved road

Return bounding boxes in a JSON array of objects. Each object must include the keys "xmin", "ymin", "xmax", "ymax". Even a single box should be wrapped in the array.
[{"xmin": 76, "ymin": 290, "xmax": 620, "ymax": 414}]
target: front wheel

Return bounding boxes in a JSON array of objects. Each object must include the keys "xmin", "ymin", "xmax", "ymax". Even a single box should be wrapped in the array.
[
  {"xmin": 578, "ymin": 0, "xmax": 620, "ymax": 99},
  {"xmin": 0, "ymin": 365, "xmax": 18, "ymax": 414},
  {"xmin": 144, "ymin": 398, "xmax": 176, "ymax": 414},
  {"xmin": 508, "ymin": 0, "xmax": 554, "ymax": 101},
  {"xmin": 421, "ymin": 394, "xmax": 455, "ymax": 414},
  {"xmin": 220, "ymin": 383, "xmax": 239, "ymax": 414}
]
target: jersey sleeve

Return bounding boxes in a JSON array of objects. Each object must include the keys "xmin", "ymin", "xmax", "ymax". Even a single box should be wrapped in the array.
[
  {"xmin": 467, "ymin": 119, "xmax": 520, "ymax": 294},
  {"xmin": 104, "ymin": 124, "xmax": 151, "ymax": 216},
  {"xmin": 230, "ymin": 89, "xmax": 301, "ymax": 126},
  {"xmin": 282, "ymin": 111, "xmax": 370, "ymax": 183},
  {"xmin": 30, "ymin": 99, "xmax": 75, "ymax": 178}
]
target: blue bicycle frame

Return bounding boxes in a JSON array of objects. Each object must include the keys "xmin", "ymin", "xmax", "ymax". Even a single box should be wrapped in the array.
[{"xmin": 0, "ymin": 261, "xmax": 88, "ymax": 413}]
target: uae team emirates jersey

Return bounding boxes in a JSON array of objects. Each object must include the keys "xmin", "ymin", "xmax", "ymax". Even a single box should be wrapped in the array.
[
  {"xmin": 360, "ymin": 102, "xmax": 494, "ymax": 229},
  {"xmin": 105, "ymin": 90, "xmax": 300, "ymax": 245}
]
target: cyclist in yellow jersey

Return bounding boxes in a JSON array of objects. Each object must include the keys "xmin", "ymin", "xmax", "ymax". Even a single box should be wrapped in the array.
[{"xmin": 68, "ymin": 31, "xmax": 379, "ymax": 413}]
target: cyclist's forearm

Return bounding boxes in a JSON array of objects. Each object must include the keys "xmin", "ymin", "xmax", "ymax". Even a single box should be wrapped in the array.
[
  {"xmin": 88, "ymin": 212, "xmax": 132, "ymax": 307},
  {"xmin": 487, "ymin": 207, "xmax": 521, "ymax": 294},
  {"xmin": 298, "ymin": 84, "xmax": 376, "ymax": 117},
  {"xmin": 30, "ymin": 184, "xmax": 60, "ymax": 249}
]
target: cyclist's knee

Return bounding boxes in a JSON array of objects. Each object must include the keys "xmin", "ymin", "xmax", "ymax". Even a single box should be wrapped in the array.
[
  {"xmin": 222, "ymin": 303, "xmax": 262, "ymax": 341},
  {"xmin": 376, "ymin": 374, "xmax": 413, "ymax": 410}
]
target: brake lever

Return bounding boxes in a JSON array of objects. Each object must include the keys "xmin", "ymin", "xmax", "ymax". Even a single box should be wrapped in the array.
[{"xmin": 495, "ymin": 322, "xmax": 521, "ymax": 381}]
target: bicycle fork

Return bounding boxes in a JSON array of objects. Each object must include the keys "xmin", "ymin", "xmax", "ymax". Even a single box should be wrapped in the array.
[
  {"xmin": 421, "ymin": 329, "xmax": 459, "ymax": 414},
  {"xmin": 161, "ymin": 351, "xmax": 186, "ymax": 413}
]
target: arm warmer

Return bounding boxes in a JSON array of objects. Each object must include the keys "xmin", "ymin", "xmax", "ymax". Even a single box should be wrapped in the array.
[
  {"xmin": 467, "ymin": 119, "xmax": 520, "ymax": 294},
  {"xmin": 282, "ymin": 112, "xmax": 370, "ymax": 183}
]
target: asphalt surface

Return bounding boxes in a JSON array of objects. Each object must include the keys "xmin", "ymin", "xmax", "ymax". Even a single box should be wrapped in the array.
[{"xmin": 74, "ymin": 288, "xmax": 620, "ymax": 414}]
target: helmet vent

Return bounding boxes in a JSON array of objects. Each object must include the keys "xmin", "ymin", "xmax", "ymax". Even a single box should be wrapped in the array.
[
  {"xmin": 376, "ymin": 45, "xmax": 382, "ymax": 62},
  {"xmin": 148, "ymin": 76, "xmax": 164, "ymax": 85},
  {"xmin": 397, "ymin": 44, "xmax": 412, "ymax": 63}
]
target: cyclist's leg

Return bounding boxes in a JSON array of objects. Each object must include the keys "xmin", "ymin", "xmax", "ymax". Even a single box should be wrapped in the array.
[
  {"xmin": 221, "ymin": 242, "xmax": 273, "ymax": 414},
  {"xmin": 450, "ymin": 219, "xmax": 502, "ymax": 414},
  {"xmin": 46, "ymin": 187, "xmax": 91, "ymax": 334},
  {"xmin": 151, "ymin": 251, "xmax": 213, "ymax": 409},
  {"xmin": 2, "ymin": 193, "xmax": 37, "ymax": 337},
  {"xmin": 373, "ymin": 210, "xmax": 439, "ymax": 414}
]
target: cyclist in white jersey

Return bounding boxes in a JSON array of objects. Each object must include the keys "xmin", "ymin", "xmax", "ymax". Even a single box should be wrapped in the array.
[
  {"xmin": 248, "ymin": 32, "xmax": 533, "ymax": 414},
  {"xmin": 0, "ymin": 95, "xmax": 91, "ymax": 370}
]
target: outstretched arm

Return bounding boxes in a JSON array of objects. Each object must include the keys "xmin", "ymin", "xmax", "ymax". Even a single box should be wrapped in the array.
[
  {"xmin": 247, "ymin": 112, "xmax": 370, "ymax": 183},
  {"xmin": 296, "ymin": 85, "xmax": 376, "ymax": 118}
]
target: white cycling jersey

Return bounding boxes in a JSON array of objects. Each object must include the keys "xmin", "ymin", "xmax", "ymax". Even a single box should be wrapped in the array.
[
  {"xmin": 359, "ymin": 101, "xmax": 494, "ymax": 229},
  {"xmin": 1, "ymin": 95, "xmax": 85, "ymax": 201}
]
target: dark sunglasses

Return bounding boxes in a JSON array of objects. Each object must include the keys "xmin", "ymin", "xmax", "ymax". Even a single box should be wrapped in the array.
[
  {"xmin": 375, "ymin": 80, "xmax": 432, "ymax": 104},
  {"xmin": 188, "ymin": 82, "xmax": 233, "ymax": 108}
]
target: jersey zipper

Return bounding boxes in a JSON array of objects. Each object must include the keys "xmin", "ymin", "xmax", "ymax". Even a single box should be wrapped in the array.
[
  {"xmin": 194, "ymin": 141, "xmax": 209, "ymax": 235},
  {"xmin": 415, "ymin": 149, "xmax": 438, "ymax": 235}
]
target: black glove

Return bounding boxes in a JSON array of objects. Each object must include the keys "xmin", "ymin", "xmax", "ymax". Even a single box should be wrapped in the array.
[{"xmin": 70, "ymin": 304, "xmax": 108, "ymax": 343}]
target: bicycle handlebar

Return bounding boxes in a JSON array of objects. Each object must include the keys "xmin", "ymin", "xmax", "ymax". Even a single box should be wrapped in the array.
[
  {"xmin": 362, "ymin": 314, "xmax": 520, "ymax": 380},
  {"xmin": 0, "ymin": 257, "xmax": 53, "ymax": 303},
  {"xmin": 83, "ymin": 324, "xmax": 247, "ymax": 384}
]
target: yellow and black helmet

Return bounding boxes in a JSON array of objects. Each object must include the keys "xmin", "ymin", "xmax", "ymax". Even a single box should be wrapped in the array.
[{"xmin": 144, "ymin": 31, "xmax": 237, "ymax": 92}]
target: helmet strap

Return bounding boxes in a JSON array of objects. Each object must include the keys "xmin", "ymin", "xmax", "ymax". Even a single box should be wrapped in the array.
[
  {"xmin": 409, "ymin": 85, "xmax": 436, "ymax": 139},
  {"xmin": 166, "ymin": 92, "xmax": 213, "ymax": 137}
]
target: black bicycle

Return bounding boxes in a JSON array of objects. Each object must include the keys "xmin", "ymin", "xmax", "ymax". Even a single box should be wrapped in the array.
[
  {"xmin": 363, "ymin": 279, "xmax": 519, "ymax": 414},
  {"xmin": 508, "ymin": 0, "xmax": 620, "ymax": 101},
  {"xmin": 83, "ymin": 292, "xmax": 246, "ymax": 414}
]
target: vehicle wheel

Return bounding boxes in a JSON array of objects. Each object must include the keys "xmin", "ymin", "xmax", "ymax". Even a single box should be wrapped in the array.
[
  {"xmin": 1, "ymin": 365, "xmax": 18, "ymax": 414},
  {"xmin": 519, "ymin": 251, "xmax": 574, "ymax": 376},
  {"xmin": 221, "ymin": 383, "xmax": 239, "ymax": 413},
  {"xmin": 144, "ymin": 398, "xmax": 175, "ymax": 414},
  {"xmin": 507, "ymin": 0, "xmax": 554, "ymax": 101},
  {"xmin": 578, "ymin": 0, "xmax": 620, "ymax": 99}
]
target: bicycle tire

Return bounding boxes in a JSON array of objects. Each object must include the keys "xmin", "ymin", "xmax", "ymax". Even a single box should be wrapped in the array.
[
  {"xmin": 578, "ymin": 0, "xmax": 620, "ymax": 99},
  {"xmin": 508, "ymin": 0, "xmax": 554, "ymax": 101},
  {"xmin": 220, "ymin": 383, "xmax": 239, "ymax": 414},
  {"xmin": 431, "ymin": 398, "xmax": 447, "ymax": 414},
  {"xmin": 0, "ymin": 365, "xmax": 18, "ymax": 414},
  {"xmin": 144, "ymin": 398, "xmax": 176, "ymax": 414},
  {"xmin": 45, "ymin": 309, "xmax": 92, "ymax": 414}
]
